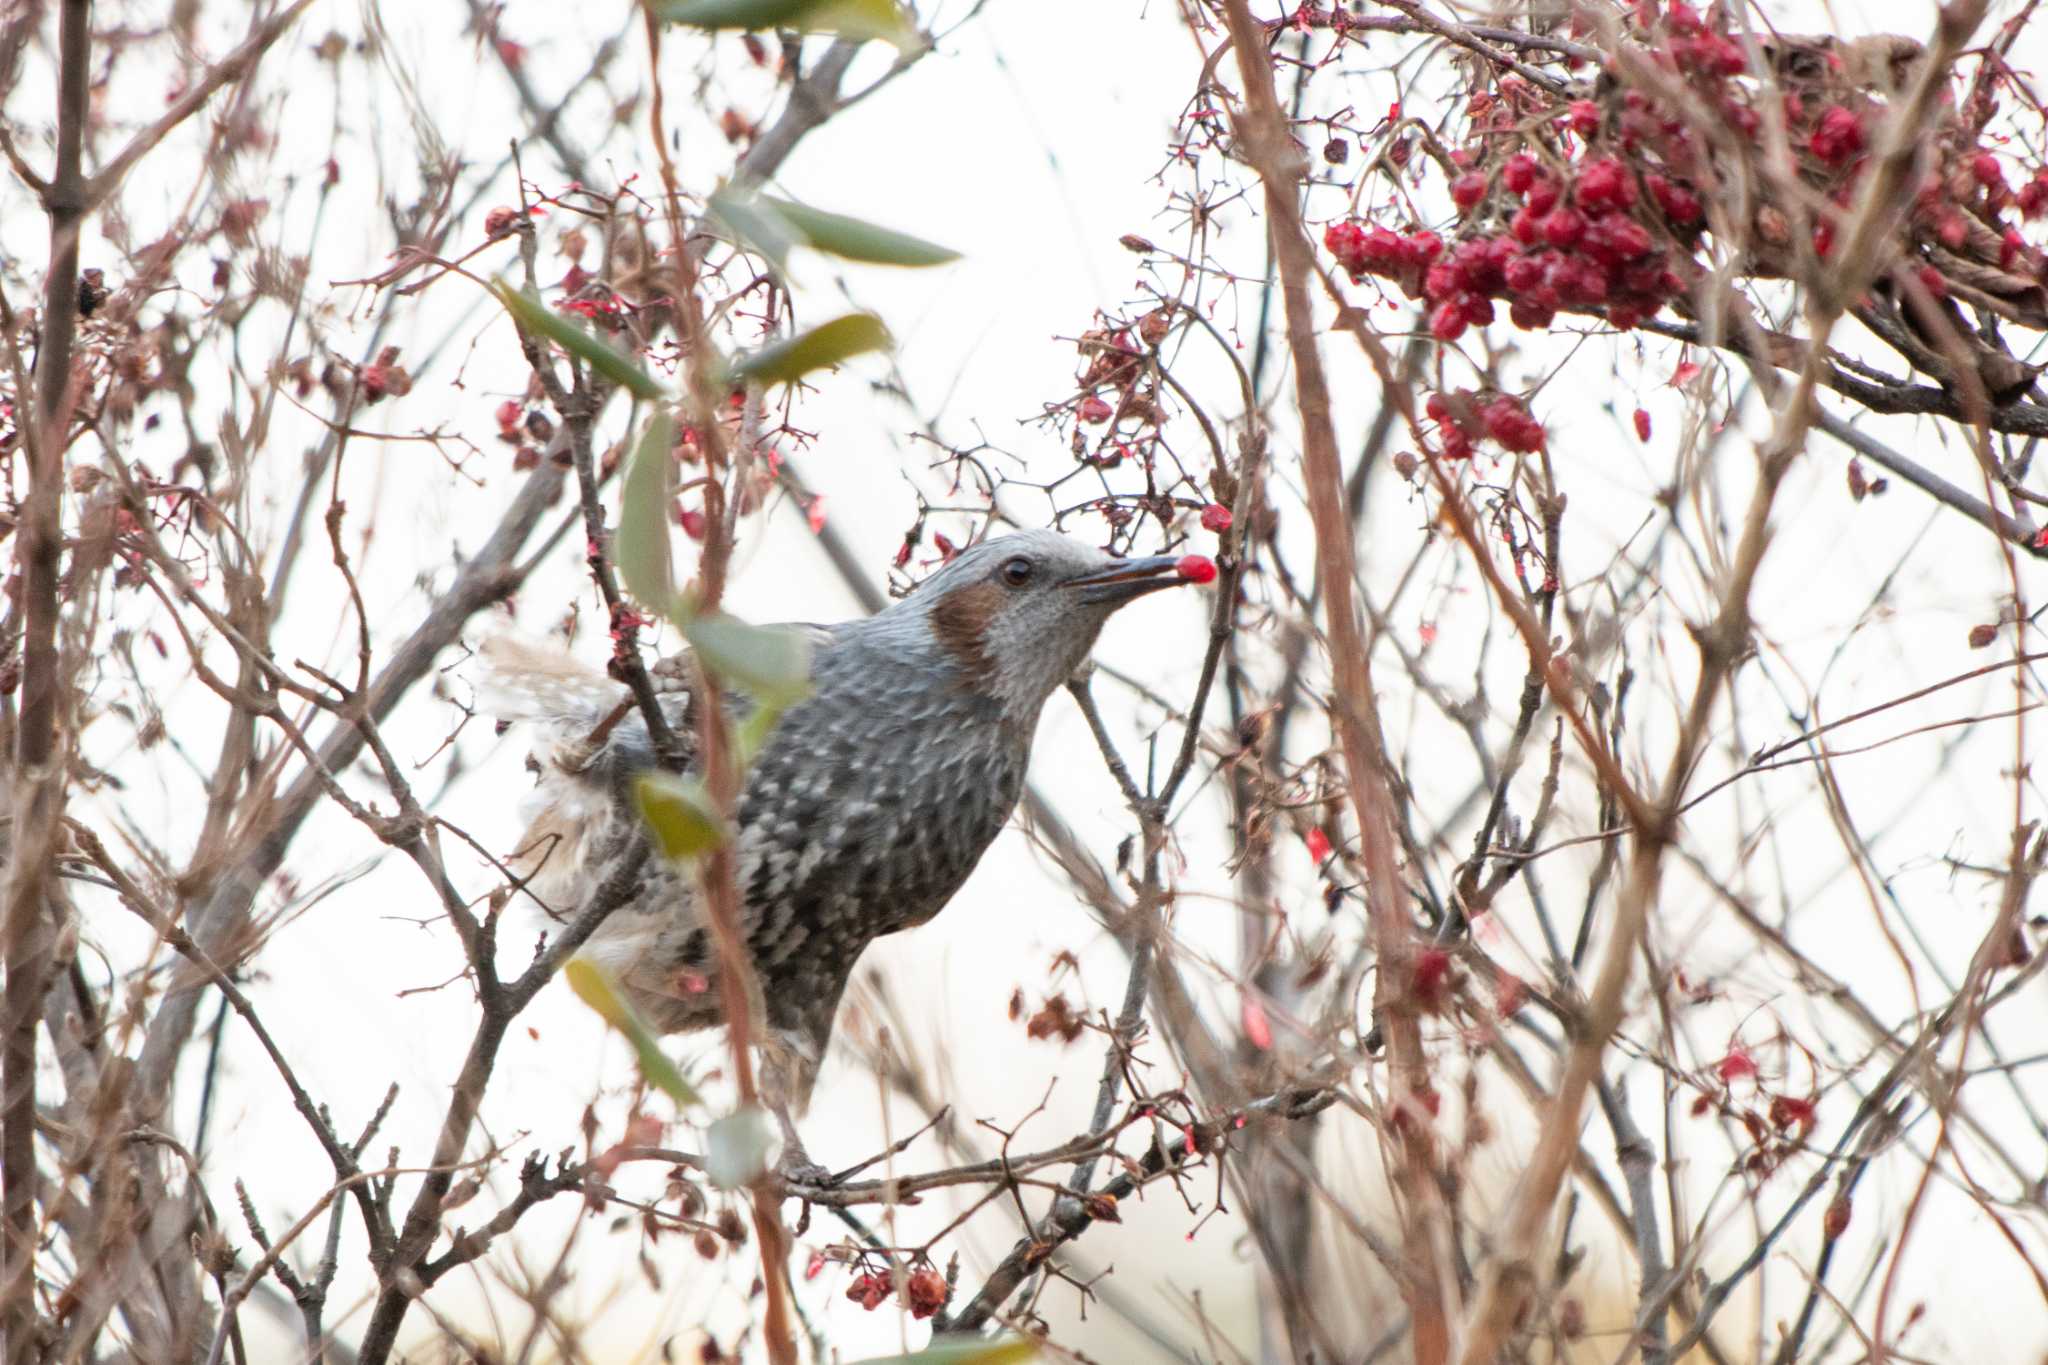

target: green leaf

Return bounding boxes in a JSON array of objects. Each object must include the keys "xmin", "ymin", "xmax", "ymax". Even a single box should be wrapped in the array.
[
  {"xmin": 706, "ymin": 188, "xmax": 802, "ymax": 277},
  {"xmin": 733, "ymin": 701, "xmax": 786, "ymax": 771},
  {"xmin": 564, "ymin": 959, "xmax": 703, "ymax": 1105},
  {"xmin": 683, "ymin": 613, "xmax": 813, "ymax": 706},
  {"xmin": 762, "ymin": 196, "xmax": 959, "ymax": 267},
  {"xmin": 849, "ymin": 1340, "xmax": 1038, "ymax": 1365},
  {"xmin": 731, "ymin": 313, "xmax": 890, "ymax": 387},
  {"xmin": 617, "ymin": 413, "xmax": 680, "ymax": 616},
  {"xmin": 659, "ymin": 0, "xmax": 918, "ymax": 46},
  {"xmin": 704, "ymin": 1106, "xmax": 776, "ymax": 1189},
  {"xmin": 633, "ymin": 771, "xmax": 731, "ymax": 859},
  {"xmin": 492, "ymin": 281, "xmax": 664, "ymax": 400}
]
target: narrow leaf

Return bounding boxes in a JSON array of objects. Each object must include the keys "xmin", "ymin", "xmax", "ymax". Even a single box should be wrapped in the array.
[
  {"xmin": 633, "ymin": 771, "xmax": 731, "ymax": 859},
  {"xmin": 849, "ymin": 1341, "xmax": 1038, "ymax": 1365},
  {"xmin": 683, "ymin": 613, "xmax": 813, "ymax": 706},
  {"xmin": 564, "ymin": 960, "xmax": 703, "ymax": 1105},
  {"xmin": 659, "ymin": 0, "xmax": 917, "ymax": 46},
  {"xmin": 706, "ymin": 187, "xmax": 800, "ymax": 276},
  {"xmin": 762, "ymin": 196, "xmax": 959, "ymax": 267},
  {"xmin": 617, "ymin": 413, "xmax": 679, "ymax": 616},
  {"xmin": 731, "ymin": 313, "xmax": 890, "ymax": 387},
  {"xmin": 704, "ymin": 1106, "xmax": 775, "ymax": 1189},
  {"xmin": 734, "ymin": 701, "xmax": 786, "ymax": 771},
  {"xmin": 492, "ymin": 282, "xmax": 664, "ymax": 400}
]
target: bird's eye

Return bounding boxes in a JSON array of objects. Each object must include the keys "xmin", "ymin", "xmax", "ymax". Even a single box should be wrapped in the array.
[{"xmin": 1000, "ymin": 557, "xmax": 1034, "ymax": 588}]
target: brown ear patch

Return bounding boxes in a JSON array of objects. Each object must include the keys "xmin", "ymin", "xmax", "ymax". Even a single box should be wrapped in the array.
[{"xmin": 928, "ymin": 580, "xmax": 1002, "ymax": 686}]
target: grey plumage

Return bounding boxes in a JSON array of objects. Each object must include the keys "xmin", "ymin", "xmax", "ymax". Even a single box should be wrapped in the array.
[{"xmin": 486, "ymin": 530, "xmax": 1193, "ymax": 1109}]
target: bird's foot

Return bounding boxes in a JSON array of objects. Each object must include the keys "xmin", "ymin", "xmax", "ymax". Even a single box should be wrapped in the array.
[{"xmin": 773, "ymin": 1143, "xmax": 836, "ymax": 1191}]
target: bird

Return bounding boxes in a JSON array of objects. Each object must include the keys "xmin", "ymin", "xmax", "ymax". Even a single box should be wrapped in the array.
[{"xmin": 481, "ymin": 529, "xmax": 1203, "ymax": 1177}]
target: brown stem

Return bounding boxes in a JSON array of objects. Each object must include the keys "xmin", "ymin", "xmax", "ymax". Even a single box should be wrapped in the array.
[
  {"xmin": 3, "ymin": 4, "xmax": 90, "ymax": 1358},
  {"xmin": 1212, "ymin": 1, "xmax": 1453, "ymax": 1358}
]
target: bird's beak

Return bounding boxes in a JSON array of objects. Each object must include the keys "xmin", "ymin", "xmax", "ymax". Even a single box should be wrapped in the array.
[{"xmin": 1066, "ymin": 555, "xmax": 1187, "ymax": 607}]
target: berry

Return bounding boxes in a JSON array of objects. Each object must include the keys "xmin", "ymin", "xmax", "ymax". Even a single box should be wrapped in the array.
[
  {"xmin": 1429, "ymin": 300, "xmax": 1470, "ymax": 341},
  {"xmin": 1936, "ymin": 211, "xmax": 1968, "ymax": 249},
  {"xmin": 1971, "ymin": 151, "xmax": 2003, "ymax": 189},
  {"xmin": 1524, "ymin": 176, "xmax": 1561, "ymax": 216},
  {"xmin": 1502, "ymin": 153, "xmax": 1539, "ymax": 195},
  {"xmin": 1403, "ymin": 230, "xmax": 1445, "ymax": 265},
  {"xmin": 1425, "ymin": 391, "xmax": 1451, "ymax": 421},
  {"xmin": 1503, "ymin": 252, "xmax": 1547, "ymax": 292},
  {"xmin": 1508, "ymin": 296, "xmax": 1556, "ymax": 330},
  {"xmin": 1915, "ymin": 264, "xmax": 1947, "ymax": 298},
  {"xmin": 1647, "ymin": 173, "xmax": 1703, "ymax": 225},
  {"xmin": 1451, "ymin": 171, "xmax": 1489, "ymax": 212},
  {"xmin": 1808, "ymin": 105, "xmax": 1865, "ymax": 166},
  {"xmin": 1199, "ymin": 503, "xmax": 1233, "ymax": 533},
  {"xmin": 1574, "ymin": 158, "xmax": 1636, "ymax": 213},
  {"xmin": 1078, "ymin": 395, "xmax": 1113, "ymax": 425},
  {"xmin": 1584, "ymin": 214, "xmax": 1652, "ymax": 263},
  {"xmin": 1565, "ymin": 99, "xmax": 1600, "ymax": 138},
  {"xmin": 1541, "ymin": 207, "xmax": 1587, "ymax": 249},
  {"xmin": 1511, "ymin": 206, "xmax": 1545, "ymax": 245},
  {"xmin": 1633, "ymin": 408, "xmax": 1651, "ymax": 441},
  {"xmin": 1176, "ymin": 553, "xmax": 1218, "ymax": 584}
]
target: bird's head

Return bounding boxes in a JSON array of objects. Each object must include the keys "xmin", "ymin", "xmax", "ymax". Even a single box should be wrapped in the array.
[{"xmin": 901, "ymin": 529, "xmax": 1201, "ymax": 722}]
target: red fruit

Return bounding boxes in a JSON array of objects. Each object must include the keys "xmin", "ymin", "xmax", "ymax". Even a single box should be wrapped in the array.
[
  {"xmin": 905, "ymin": 1267, "xmax": 948, "ymax": 1320},
  {"xmin": 1503, "ymin": 252, "xmax": 1547, "ymax": 292},
  {"xmin": 1425, "ymin": 391, "xmax": 1451, "ymax": 421},
  {"xmin": 1584, "ymin": 215, "xmax": 1652, "ymax": 263},
  {"xmin": 1429, "ymin": 300, "xmax": 1469, "ymax": 341},
  {"xmin": 678, "ymin": 507, "xmax": 707, "ymax": 541},
  {"xmin": 1460, "ymin": 294, "xmax": 1496, "ymax": 327},
  {"xmin": 1510, "ymin": 206, "xmax": 1544, "ymax": 245},
  {"xmin": 1524, "ymin": 176, "xmax": 1561, "ymax": 216},
  {"xmin": 1541, "ymin": 207, "xmax": 1587, "ymax": 249},
  {"xmin": 1971, "ymin": 151, "xmax": 2003, "ymax": 188},
  {"xmin": 1440, "ymin": 425, "xmax": 1474, "ymax": 460},
  {"xmin": 1813, "ymin": 221, "xmax": 1835, "ymax": 257},
  {"xmin": 1323, "ymin": 221, "xmax": 1366, "ymax": 271},
  {"xmin": 1361, "ymin": 225, "xmax": 1406, "ymax": 266},
  {"xmin": 2020, "ymin": 174, "xmax": 2048, "ymax": 218},
  {"xmin": 1691, "ymin": 34, "xmax": 1746, "ymax": 75},
  {"xmin": 1574, "ymin": 158, "xmax": 1636, "ymax": 212},
  {"xmin": 1915, "ymin": 264, "xmax": 1947, "ymax": 298},
  {"xmin": 495, "ymin": 399, "xmax": 522, "ymax": 433},
  {"xmin": 1717, "ymin": 1046, "xmax": 1758, "ymax": 1084},
  {"xmin": 1176, "ymin": 553, "xmax": 1218, "ymax": 584},
  {"xmin": 1633, "ymin": 407, "xmax": 1651, "ymax": 441},
  {"xmin": 1565, "ymin": 99, "xmax": 1600, "ymax": 138},
  {"xmin": 1078, "ymin": 395, "xmax": 1113, "ymax": 424},
  {"xmin": 1937, "ymin": 211, "xmax": 1968, "ymax": 249},
  {"xmin": 1403, "ymin": 230, "xmax": 1444, "ymax": 265},
  {"xmin": 2002, "ymin": 228, "xmax": 2025, "ymax": 267},
  {"xmin": 1502, "ymin": 153, "xmax": 1539, "ymax": 195},
  {"xmin": 1423, "ymin": 260, "xmax": 1460, "ymax": 302},
  {"xmin": 1411, "ymin": 948, "xmax": 1452, "ymax": 1005},
  {"xmin": 1199, "ymin": 503, "xmax": 1233, "ymax": 533},
  {"xmin": 1808, "ymin": 105, "xmax": 1864, "ymax": 165},
  {"xmin": 1549, "ymin": 254, "xmax": 1607, "ymax": 303},
  {"xmin": 1607, "ymin": 304, "xmax": 1643, "ymax": 330},
  {"xmin": 1451, "ymin": 171, "xmax": 1489, "ymax": 211},
  {"xmin": 1666, "ymin": 1, "xmax": 1703, "ymax": 34},
  {"xmin": 1647, "ymin": 173, "xmax": 1703, "ymax": 224},
  {"xmin": 1508, "ymin": 297, "xmax": 1555, "ymax": 330},
  {"xmin": 1480, "ymin": 396, "xmax": 1524, "ymax": 442}
]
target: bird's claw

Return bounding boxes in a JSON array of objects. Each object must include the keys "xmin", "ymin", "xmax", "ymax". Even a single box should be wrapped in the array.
[{"xmin": 773, "ymin": 1147, "xmax": 837, "ymax": 1191}]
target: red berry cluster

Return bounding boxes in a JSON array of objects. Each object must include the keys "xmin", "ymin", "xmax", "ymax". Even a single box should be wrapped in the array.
[
  {"xmin": 1325, "ymin": 1, "xmax": 2048, "ymax": 351},
  {"xmin": 1328, "ymin": 140, "xmax": 1693, "ymax": 338},
  {"xmin": 1424, "ymin": 389, "xmax": 1545, "ymax": 459}
]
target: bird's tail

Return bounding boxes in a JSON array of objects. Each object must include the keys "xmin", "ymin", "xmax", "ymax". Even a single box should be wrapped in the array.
[{"xmin": 473, "ymin": 633, "xmax": 625, "ymax": 726}]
